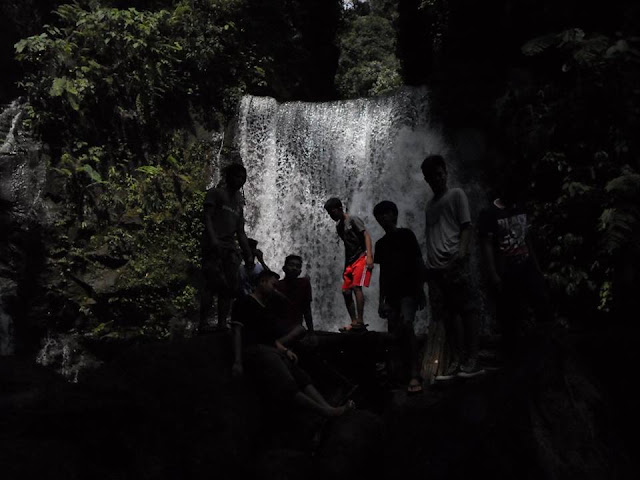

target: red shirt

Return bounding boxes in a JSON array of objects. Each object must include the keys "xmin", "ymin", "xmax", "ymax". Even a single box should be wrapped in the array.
[{"xmin": 274, "ymin": 277, "xmax": 312, "ymax": 333}]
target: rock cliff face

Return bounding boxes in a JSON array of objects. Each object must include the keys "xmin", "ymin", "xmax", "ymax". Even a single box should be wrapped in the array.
[{"xmin": 0, "ymin": 332, "xmax": 386, "ymax": 480}]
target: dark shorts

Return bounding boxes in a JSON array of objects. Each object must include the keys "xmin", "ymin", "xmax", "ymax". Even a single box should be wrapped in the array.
[
  {"xmin": 244, "ymin": 345, "xmax": 312, "ymax": 404},
  {"xmin": 427, "ymin": 259, "xmax": 475, "ymax": 319},
  {"xmin": 386, "ymin": 296, "xmax": 418, "ymax": 334},
  {"xmin": 202, "ymin": 249, "xmax": 241, "ymax": 296}
]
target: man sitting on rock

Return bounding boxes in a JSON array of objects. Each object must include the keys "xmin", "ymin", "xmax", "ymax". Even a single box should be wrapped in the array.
[
  {"xmin": 231, "ymin": 270, "xmax": 354, "ymax": 418},
  {"xmin": 273, "ymin": 254, "xmax": 313, "ymax": 344}
]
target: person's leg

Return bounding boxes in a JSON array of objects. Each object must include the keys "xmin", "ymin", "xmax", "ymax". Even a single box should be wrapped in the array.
[
  {"xmin": 353, "ymin": 286, "xmax": 365, "ymax": 324},
  {"xmin": 217, "ymin": 252, "xmax": 241, "ymax": 329},
  {"xmin": 250, "ymin": 346, "xmax": 334, "ymax": 415},
  {"xmin": 522, "ymin": 259, "xmax": 554, "ymax": 326},
  {"xmin": 294, "ymin": 364, "xmax": 353, "ymax": 416},
  {"xmin": 444, "ymin": 311, "xmax": 463, "ymax": 366},
  {"xmin": 429, "ymin": 273, "xmax": 460, "ymax": 378},
  {"xmin": 445, "ymin": 260, "xmax": 482, "ymax": 374},
  {"xmin": 199, "ymin": 256, "xmax": 220, "ymax": 331},
  {"xmin": 499, "ymin": 265, "xmax": 527, "ymax": 362},
  {"xmin": 460, "ymin": 309, "xmax": 479, "ymax": 364},
  {"xmin": 293, "ymin": 391, "xmax": 354, "ymax": 417},
  {"xmin": 399, "ymin": 297, "xmax": 421, "ymax": 389},
  {"xmin": 342, "ymin": 290, "xmax": 357, "ymax": 323},
  {"xmin": 304, "ymin": 384, "xmax": 333, "ymax": 409},
  {"xmin": 217, "ymin": 293, "xmax": 232, "ymax": 329},
  {"xmin": 199, "ymin": 283, "xmax": 214, "ymax": 327}
]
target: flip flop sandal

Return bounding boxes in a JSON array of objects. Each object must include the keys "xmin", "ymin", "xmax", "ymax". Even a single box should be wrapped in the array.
[
  {"xmin": 407, "ymin": 379, "xmax": 424, "ymax": 395},
  {"xmin": 338, "ymin": 323, "xmax": 369, "ymax": 332}
]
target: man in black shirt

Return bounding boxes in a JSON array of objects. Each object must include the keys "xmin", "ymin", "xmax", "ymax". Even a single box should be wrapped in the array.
[
  {"xmin": 231, "ymin": 270, "xmax": 354, "ymax": 417},
  {"xmin": 324, "ymin": 197, "xmax": 374, "ymax": 332},
  {"xmin": 373, "ymin": 201, "xmax": 426, "ymax": 394},
  {"xmin": 478, "ymin": 181, "xmax": 553, "ymax": 360}
]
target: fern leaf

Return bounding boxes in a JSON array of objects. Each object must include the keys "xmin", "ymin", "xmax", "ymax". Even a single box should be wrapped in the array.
[{"xmin": 521, "ymin": 33, "xmax": 560, "ymax": 56}]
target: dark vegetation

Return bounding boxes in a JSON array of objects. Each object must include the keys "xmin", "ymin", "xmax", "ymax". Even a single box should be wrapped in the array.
[
  {"xmin": 1, "ymin": 0, "xmax": 639, "ymax": 360},
  {"xmin": 2, "ymin": 2, "xmax": 640, "ymax": 479}
]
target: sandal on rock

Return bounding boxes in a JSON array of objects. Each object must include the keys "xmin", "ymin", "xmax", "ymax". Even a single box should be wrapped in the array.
[
  {"xmin": 407, "ymin": 378, "xmax": 424, "ymax": 395},
  {"xmin": 338, "ymin": 323, "xmax": 368, "ymax": 333}
]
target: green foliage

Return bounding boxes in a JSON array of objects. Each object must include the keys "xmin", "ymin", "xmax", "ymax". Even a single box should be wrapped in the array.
[
  {"xmin": 12, "ymin": 1, "xmax": 278, "ymax": 339},
  {"xmin": 336, "ymin": 11, "xmax": 402, "ymax": 98},
  {"xmin": 45, "ymin": 133, "xmax": 210, "ymax": 336},
  {"xmin": 599, "ymin": 173, "xmax": 640, "ymax": 255},
  {"xmin": 16, "ymin": 4, "xmax": 185, "ymax": 151},
  {"xmin": 498, "ymin": 26, "xmax": 640, "ymax": 318}
]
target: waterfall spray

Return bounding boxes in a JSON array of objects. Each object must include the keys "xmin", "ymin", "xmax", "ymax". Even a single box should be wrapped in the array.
[{"xmin": 236, "ymin": 87, "xmax": 457, "ymax": 332}]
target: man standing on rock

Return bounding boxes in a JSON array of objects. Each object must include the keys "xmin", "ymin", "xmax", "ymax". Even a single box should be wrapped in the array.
[
  {"xmin": 324, "ymin": 197, "xmax": 374, "ymax": 332},
  {"xmin": 199, "ymin": 162, "xmax": 254, "ymax": 332},
  {"xmin": 421, "ymin": 154, "xmax": 484, "ymax": 379}
]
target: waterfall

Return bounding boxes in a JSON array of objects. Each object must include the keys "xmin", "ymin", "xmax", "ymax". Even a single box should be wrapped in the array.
[
  {"xmin": 237, "ymin": 87, "xmax": 459, "ymax": 332},
  {"xmin": 0, "ymin": 306, "xmax": 14, "ymax": 355},
  {"xmin": 0, "ymin": 101, "xmax": 23, "ymax": 355},
  {"xmin": 36, "ymin": 333, "xmax": 102, "ymax": 383},
  {"xmin": 1, "ymin": 100, "xmax": 49, "ymax": 355},
  {"xmin": 0, "ymin": 100, "xmax": 23, "ymax": 155}
]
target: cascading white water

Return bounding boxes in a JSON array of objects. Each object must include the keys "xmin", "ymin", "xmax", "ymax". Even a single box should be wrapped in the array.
[
  {"xmin": 0, "ymin": 101, "xmax": 23, "ymax": 356},
  {"xmin": 237, "ymin": 87, "xmax": 461, "ymax": 332},
  {"xmin": 0, "ymin": 307, "xmax": 14, "ymax": 356},
  {"xmin": 0, "ymin": 100, "xmax": 22, "ymax": 155},
  {"xmin": 1, "ymin": 100, "xmax": 49, "ymax": 356}
]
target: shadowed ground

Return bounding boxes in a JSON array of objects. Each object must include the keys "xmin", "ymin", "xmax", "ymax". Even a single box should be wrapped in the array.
[{"xmin": 1, "ymin": 326, "xmax": 638, "ymax": 479}]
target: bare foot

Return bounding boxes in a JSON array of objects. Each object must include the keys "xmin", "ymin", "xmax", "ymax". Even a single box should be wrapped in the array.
[{"xmin": 325, "ymin": 399, "xmax": 356, "ymax": 417}]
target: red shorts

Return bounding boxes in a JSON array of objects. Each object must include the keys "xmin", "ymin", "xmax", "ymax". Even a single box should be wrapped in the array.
[{"xmin": 342, "ymin": 254, "xmax": 372, "ymax": 291}]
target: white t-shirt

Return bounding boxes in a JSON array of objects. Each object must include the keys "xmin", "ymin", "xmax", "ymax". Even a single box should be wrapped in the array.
[
  {"xmin": 239, "ymin": 262, "xmax": 264, "ymax": 295},
  {"xmin": 424, "ymin": 188, "xmax": 471, "ymax": 269}
]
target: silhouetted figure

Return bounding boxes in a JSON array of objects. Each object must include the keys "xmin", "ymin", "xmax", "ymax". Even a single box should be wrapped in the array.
[
  {"xmin": 274, "ymin": 255, "xmax": 314, "ymax": 340},
  {"xmin": 199, "ymin": 163, "xmax": 254, "ymax": 332},
  {"xmin": 478, "ymin": 179, "xmax": 554, "ymax": 361},
  {"xmin": 231, "ymin": 270, "xmax": 355, "ymax": 417},
  {"xmin": 324, "ymin": 197, "xmax": 374, "ymax": 332},
  {"xmin": 421, "ymin": 155, "xmax": 484, "ymax": 379},
  {"xmin": 373, "ymin": 201, "xmax": 426, "ymax": 394}
]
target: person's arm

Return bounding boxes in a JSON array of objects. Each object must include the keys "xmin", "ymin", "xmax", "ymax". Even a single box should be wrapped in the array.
[
  {"xmin": 458, "ymin": 223, "xmax": 472, "ymax": 259},
  {"xmin": 478, "ymin": 207, "xmax": 500, "ymax": 287},
  {"xmin": 254, "ymin": 249, "xmax": 270, "ymax": 271},
  {"xmin": 364, "ymin": 230, "xmax": 374, "ymax": 269},
  {"xmin": 525, "ymin": 234, "xmax": 543, "ymax": 273},
  {"xmin": 303, "ymin": 304, "xmax": 314, "ymax": 332},
  {"xmin": 482, "ymin": 235, "xmax": 501, "ymax": 290},
  {"xmin": 374, "ymin": 240, "xmax": 388, "ymax": 317},
  {"xmin": 276, "ymin": 325, "xmax": 306, "ymax": 347},
  {"xmin": 455, "ymin": 189, "xmax": 473, "ymax": 260},
  {"xmin": 378, "ymin": 286, "xmax": 390, "ymax": 318},
  {"xmin": 409, "ymin": 230, "xmax": 427, "ymax": 310},
  {"xmin": 203, "ymin": 194, "xmax": 222, "ymax": 252},
  {"xmin": 274, "ymin": 338, "xmax": 299, "ymax": 364},
  {"xmin": 237, "ymin": 227, "xmax": 255, "ymax": 270}
]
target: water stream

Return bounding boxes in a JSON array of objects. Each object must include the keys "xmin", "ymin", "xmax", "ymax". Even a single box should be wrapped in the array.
[{"xmin": 236, "ymin": 87, "xmax": 483, "ymax": 332}]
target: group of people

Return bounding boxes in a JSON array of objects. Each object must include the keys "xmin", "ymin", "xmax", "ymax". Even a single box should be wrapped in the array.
[{"xmin": 198, "ymin": 153, "xmax": 553, "ymax": 417}]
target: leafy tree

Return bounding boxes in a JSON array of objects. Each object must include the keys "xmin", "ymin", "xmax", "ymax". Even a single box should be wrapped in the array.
[
  {"xmin": 12, "ymin": 1, "xmax": 257, "ymax": 338},
  {"xmin": 10, "ymin": 0, "xmax": 343, "ymax": 341},
  {"xmin": 336, "ymin": 6, "xmax": 402, "ymax": 98},
  {"xmin": 496, "ymin": 26, "xmax": 640, "ymax": 321}
]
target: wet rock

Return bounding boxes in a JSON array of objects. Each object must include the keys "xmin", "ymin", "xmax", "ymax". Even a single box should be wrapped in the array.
[{"xmin": 315, "ymin": 410, "xmax": 385, "ymax": 480}]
